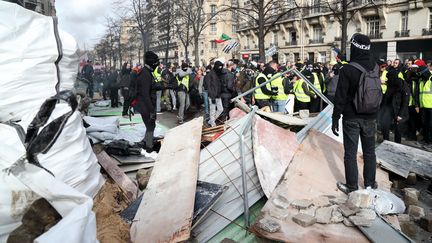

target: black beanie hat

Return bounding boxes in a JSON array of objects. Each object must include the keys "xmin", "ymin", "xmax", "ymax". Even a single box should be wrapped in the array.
[
  {"xmin": 350, "ymin": 33, "xmax": 371, "ymax": 51},
  {"xmin": 145, "ymin": 51, "xmax": 160, "ymax": 67}
]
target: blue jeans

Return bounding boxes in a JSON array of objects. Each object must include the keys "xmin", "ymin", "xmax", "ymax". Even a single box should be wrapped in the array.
[
  {"xmin": 342, "ymin": 118, "xmax": 377, "ymax": 190},
  {"xmin": 272, "ymin": 100, "xmax": 286, "ymax": 113},
  {"xmin": 203, "ymin": 91, "xmax": 209, "ymax": 122}
]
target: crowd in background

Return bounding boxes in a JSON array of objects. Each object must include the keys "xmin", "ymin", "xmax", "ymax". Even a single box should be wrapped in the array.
[{"xmin": 80, "ymin": 54, "xmax": 432, "ymax": 146}]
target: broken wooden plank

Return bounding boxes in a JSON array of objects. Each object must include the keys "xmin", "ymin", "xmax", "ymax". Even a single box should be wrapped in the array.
[
  {"xmin": 192, "ymin": 114, "xmax": 265, "ymax": 242},
  {"xmin": 252, "ymin": 114, "xmax": 299, "ymax": 198},
  {"xmin": 256, "ymin": 110, "xmax": 307, "ymax": 126},
  {"xmin": 376, "ymin": 140, "xmax": 432, "ymax": 178},
  {"xmin": 130, "ymin": 117, "xmax": 203, "ymax": 243},
  {"xmin": 112, "ymin": 154, "xmax": 155, "ymax": 164},
  {"xmin": 252, "ymin": 130, "xmax": 391, "ymax": 242},
  {"xmin": 94, "ymin": 150, "xmax": 137, "ymax": 202}
]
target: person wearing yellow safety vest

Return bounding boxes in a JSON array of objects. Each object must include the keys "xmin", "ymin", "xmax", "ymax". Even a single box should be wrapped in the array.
[
  {"xmin": 153, "ymin": 63, "xmax": 164, "ymax": 113},
  {"xmin": 270, "ymin": 68, "xmax": 290, "ymax": 112},
  {"xmin": 254, "ymin": 61, "xmax": 278, "ymax": 109},
  {"xmin": 379, "ymin": 63, "xmax": 388, "ymax": 95},
  {"xmin": 175, "ymin": 63, "xmax": 192, "ymax": 124},
  {"xmin": 405, "ymin": 63, "xmax": 422, "ymax": 141},
  {"xmin": 418, "ymin": 63, "xmax": 432, "ymax": 144},
  {"xmin": 292, "ymin": 76, "xmax": 316, "ymax": 112},
  {"xmin": 310, "ymin": 63, "xmax": 326, "ymax": 112}
]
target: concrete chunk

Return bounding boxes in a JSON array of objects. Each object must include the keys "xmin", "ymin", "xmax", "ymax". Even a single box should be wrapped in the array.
[
  {"xmin": 256, "ymin": 218, "xmax": 281, "ymax": 233},
  {"xmin": 338, "ymin": 203, "xmax": 360, "ymax": 217},
  {"xmin": 316, "ymin": 207, "xmax": 333, "ymax": 224},
  {"xmin": 347, "ymin": 190, "xmax": 372, "ymax": 208},
  {"xmin": 330, "ymin": 196, "xmax": 347, "ymax": 205},
  {"xmin": 292, "ymin": 213, "xmax": 317, "ymax": 227},
  {"xmin": 408, "ymin": 205, "xmax": 425, "ymax": 220},
  {"xmin": 272, "ymin": 195, "xmax": 290, "ymax": 209},
  {"xmin": 330, "ymin": 206, "xmax": 344, "ymax": 223},
  {"xmin": 300, "ymin": 206, "xmax": 316, "ymax": 217},
  {"xmin": 419, "ymin": 215, "xmax": 432, "ymax": 232},
  {"xmin": 400, "ymin": 221, "xmax": 417, "ymax": 238},
  {"xmin": 406, "ymin": 172, "xmax": 417, "ymax": 185},
  {"xmin": 343, "ymin": 218, "xmax": 354, "ymax": 227},
  {"xmin": 356, "ymin": 209, "xmax": 376, "ymax": 221},
  {"xmin": 291, "ymin": 199, "xmax": 313, "ymax": 209},
  {"xmin": 397, "ymin": 214, "xmax": 410, "ymax": 222},
  {"xmin": 348, "ymin": 215, "xmax": 374, "ymax": 227},
  {"xmin": 403, "ymin": 188, "xmax": 420, "ymax": 198},
  {"xmin": 312, "ymin": 196, "xmax": 331, "ymax": 208}
]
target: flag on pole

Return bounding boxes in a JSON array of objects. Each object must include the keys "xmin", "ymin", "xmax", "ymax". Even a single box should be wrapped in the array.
[
  {"xmin": 214, "ymin": 33, "xmax": 231, "ymax": 43},
  {"xmin": 223, "ymin": 40, "xmax": 239, "ymax": 53}
]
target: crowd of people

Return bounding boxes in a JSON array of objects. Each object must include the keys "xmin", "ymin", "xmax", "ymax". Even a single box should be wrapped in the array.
[{"xmin": 80, "ymin": 45, "xmax": 432, "ymax": 149}]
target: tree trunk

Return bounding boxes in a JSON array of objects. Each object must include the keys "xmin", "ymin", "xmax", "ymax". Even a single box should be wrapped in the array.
[
  {"xmin": 185, "ymin": 45, "xmax": 189, "ymax": 64},
  {"xmin": 194, "ymin": 36, "xmax": 199, "ymax": 67},
  {"xmin": 258, "ymin": 3, "xmax": 265, "ymax": 61},
  {"xmin": 341, "ymin": 0, "xmax": 348, "ymax": 58},
  {"xmin": 164, "ymin": 3, "xmax": 171, "ymax": 65}
]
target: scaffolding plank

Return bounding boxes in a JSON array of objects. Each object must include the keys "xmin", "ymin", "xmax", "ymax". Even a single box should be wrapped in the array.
[{"xmin": 130, "ymin": 117, "xmax": 203, "ymax": 243}]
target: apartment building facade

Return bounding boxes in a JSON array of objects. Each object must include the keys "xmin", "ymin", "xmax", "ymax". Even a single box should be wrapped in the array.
[
  {"xmin": 237, "ymin": 0, "xmax": 432, "ymax": 64},
  {"xmin": 5, "ymin": 0, "xmax": 55, "ymax": 16}
]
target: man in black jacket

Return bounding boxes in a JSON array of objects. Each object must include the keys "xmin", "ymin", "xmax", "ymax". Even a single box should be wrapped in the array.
[
  {"xmin": 332, "ymin": 33, "xmax": 378, "ymax": 194},
  {"xmin": 130, "ymin": 51, "xmax": 160, "ymax": 153},
  {"xmin": 204, "ymin": 61, "xmax": 224, "ymax": 127}
]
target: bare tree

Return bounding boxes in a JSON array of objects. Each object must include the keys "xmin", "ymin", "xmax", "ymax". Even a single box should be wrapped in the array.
[
  {"xmin": 173, "ymin": 2, "xmax": 193, "ymax": 64},
  {"xmin": 227, "ymin": 0, "xmax": 297, "ymax": 60},
  {"xmin": 174, "ymin": 0, "xmax": 228, "ymax": 66}
]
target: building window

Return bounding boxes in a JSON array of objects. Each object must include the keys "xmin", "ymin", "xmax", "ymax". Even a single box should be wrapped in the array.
[
  {"xmin": 211, "ymin": 41, "xmax": 217, "ymax": 50},
  {"xmin": 210, "ymin": 23, "xmax": 217, "ymax": 32},
  {"xmin": 429, "ymin": 8, "xmax": 432, "ymax": 30},
  {"xmin": 366, "ymin": 16, "xmax": 380, "ymax": 38},
  {"xmin": 272, "ymin": 32, "xmax": 278, "ymax": 46},
  {"xmin": 291, "ymin": 31, "xmax": 297, "ymax": 44},
  {"xmin": 312, "ymin": 25, "xmax": 322, "ymax": 42},
  {"xmin": 308, "ymin": 52, "xmax": 315, "ymax": 62},
  {"xmin": 232, "ymin": 24, "xmax": 237, "ymax": 33},
  {"xmin": 310, "ymin": 0, "xmax": 321, "ymax": 14},
  {"xmin": 319, "ymin": 52, "xmax": 326, "ymax": 63},
  {"xmin": 401, "ymin": 11, "xmax": 408, "ymax": 32},
  {"xmin": 210, "ymin": 4, "xmax": 217, "ymax": 16},
  {"xmin": 246, "ymin": 36, "xmax": 250, "ymax": 48},
  {"xmin": 294, "ymin": 53, "xmax": 300, "ymax": 61}
]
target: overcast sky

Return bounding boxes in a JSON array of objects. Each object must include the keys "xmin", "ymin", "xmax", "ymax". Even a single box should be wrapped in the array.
[{"xmin": 56, "ymin": 0, "xmax": 118, "ymax": 50}]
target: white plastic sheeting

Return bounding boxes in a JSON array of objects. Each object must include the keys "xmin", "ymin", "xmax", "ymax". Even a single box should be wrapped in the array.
[
  {"xmin": 0, "ymin": 104, "xmax": 104, "ymax": 240},
  {"xmin": 0, "ymin": 1, "xmax": 78, "ymax": 122}
]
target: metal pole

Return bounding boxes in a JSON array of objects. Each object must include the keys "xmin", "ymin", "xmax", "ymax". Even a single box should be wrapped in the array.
[{"xmin": 239, "ymin": 106, "xmax": 257, "ymax": 228}]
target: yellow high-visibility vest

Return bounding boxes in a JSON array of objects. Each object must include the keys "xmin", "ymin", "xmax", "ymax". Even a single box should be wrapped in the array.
[
  {"xmin": 420, "ymin": 76, "xmax": 432, "ymax": 108},
  {"xmin": 271, "ymin": 74, "xmax": 288, "ymax": 101},
  {"xmin": 311, "ymin": 72, "xmax": 325, "ymax": 94},
  {"xmin": 254, "ymin": 73, "xmax": 271, "ymax": 100},
  {"xmin": 176, "ymin": 75, "xmax": 189, "ymax": 92},
  {"xmin": 153, "ymin": 68, "xmax": 162, "ymax": 82},
  {"xmin": 293, "ymin": 79, "xmax": 311, "ymax": 103},
  {"xmin": 380, "ymin": 70, "xmax": 388, "ymax": 94}
]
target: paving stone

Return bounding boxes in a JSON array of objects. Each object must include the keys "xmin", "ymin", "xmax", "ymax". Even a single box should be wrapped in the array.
[
  {"xmin": 397, "ymin": 214, "xmax": 410, "ymax": 222},
  {"xmin": 348, "ymin": 190, "xmax": 372, "ymax": 208},
  {"xmin": 330, "ymin": 196, "xmax": 347, "ymax": 205},
  {"xmin": 406, "ymin": 172, "xmax": 417, "ymax": 185},
  {"xmin": 400, "ymin": 221, "xmax": 417, "ymax": 238},
  {"xmin": 338, "ymin": 203, "xmax": 360, "ymax": 217},
  {"xmin": 419, "ymin": 215, "xmax": 432, "ymax": 232},
  {"xmin": 403, "ymin": 188, "xmax": 420, "ymax": 198},
  {"xmin": 408, "ymin": 205, "xmax": 425, "ymax": 220},
  {"xmin": 292, "ymin": 213, "xmax": 317, "ymax": 227},
  {"xmin": 300, "ymin": 206, "xmax": 317, "ymax": 217},
  {"xmin": 272, "ymin": 194, "xmax": 290, "ymax": 209},
  {"xmin": 256, "ymin": 218, "xmax": 281, "ymax": 233},
  {"xmin": 403, "ymin": 193, "xmax": 418, "ymax": 207},
  {"xmin": 315, "ymin": 207, "xmax": 333, "ymax": 224},
  {"xmin": 268, "ymin": 207, "xmax": 290, "ymax": 220},
  {"xmin": 348, "ymin": 215, "xmax": 374, "ymax": 227},
  {"xmin": 136, "ymin": 168, "xmax": 153, "ymax": 190},
  {"xmin": 330, "ymin": 206, "xmax": 344, "ymax": 223},
  {"xmin": 312, "ymin": 196, "xmax": 331, "ymax": 208},
  {"xmin": 356, "ymin": 209, "xmax": 376, "ymax": 221},
  {"xmin": 291, "ymin": 199, "xmax": 313, "ymax": 209},
  {"xmin": 343, "ymin": 218, "xmax": 355, "ymax": 227}
]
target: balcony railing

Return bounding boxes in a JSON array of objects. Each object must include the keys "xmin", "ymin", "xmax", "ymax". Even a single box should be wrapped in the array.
[
  {"xmin": 395, "ymin": 30, "xmax": 410, "ymax": 37},
  {"xmin": 309, "ymin": 38, "xmax": 324, "ymax": 44},
  {"xmin": 422, "ymin": 28, "xmax": 432, "ymax": 36},
  {"xmin": 285, "ymin": 40, "xmax": 298, "ymax": 46},
  {"xmin": 367, "ymin": 32, "xmax": 383, "ymax": 39}
]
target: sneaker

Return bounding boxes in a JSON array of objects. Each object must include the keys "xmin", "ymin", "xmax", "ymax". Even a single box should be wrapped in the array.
[
  {"xmin": 173, "ymin": 107, "xmax": 177, "ymax": 111},
  {"xmin": 337, "ymin": 182, "xmax": 357, "ymax": 194},
  {"xmin": 141, "ymin": 150, "xmax": 158, "ymax": 160},
  {"xmin": 178, "ymin": 119, "xmax": 184, "ymax": 124},
  {"xmin": 365, "ymin": 181, "xmax": 378, "ymax": 190}
]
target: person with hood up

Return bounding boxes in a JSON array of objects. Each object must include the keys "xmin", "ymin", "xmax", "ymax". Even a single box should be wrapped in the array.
[
  {"xmin": 129, "ymin": 51, "xmax": 160, "ymax": 154},
  {"xmin": 379, "ymin": 69, "xmax": 410, "ymax": 143},
  {"xmin": 175, "ymin": 63, "xmax": 192, "ymax": 124},
  {"xmin": 119, "ymin": 62, "xmax": 132, "ymax": 117},
  {"xmin": 254, "ymin": 61, "xmax": 278, "ymax": 109},
  {"xmin": 204, "ymin": 60, "xmax": 224, "ymax": 127},
  {"xmin": 332, "ymin": 33, "xmax": 379, "ymax": 194}
]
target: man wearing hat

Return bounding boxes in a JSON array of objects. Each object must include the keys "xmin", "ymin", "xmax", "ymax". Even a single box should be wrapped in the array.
[
  {"xmin": 131, "ymin": 51, "xmax": 161, "ymax": 154},
  {"xmin": 332, "ymin": 33, "xmax": 379, "ymax": 194}
]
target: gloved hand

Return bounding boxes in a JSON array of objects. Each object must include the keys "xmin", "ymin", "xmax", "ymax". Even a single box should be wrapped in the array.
[
  {"xmin": 332, "ymin": 118, "xmax": 339, "ymax": 136},
  {"xmin": 211, "ymin": 98, "xmax": 216, "ymax": 104}
]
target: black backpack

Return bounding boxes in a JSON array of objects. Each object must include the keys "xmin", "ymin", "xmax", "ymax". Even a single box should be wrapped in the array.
[{"xmin": 349, "ymin": 62, "xmax": 382, "ymax": 114}]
